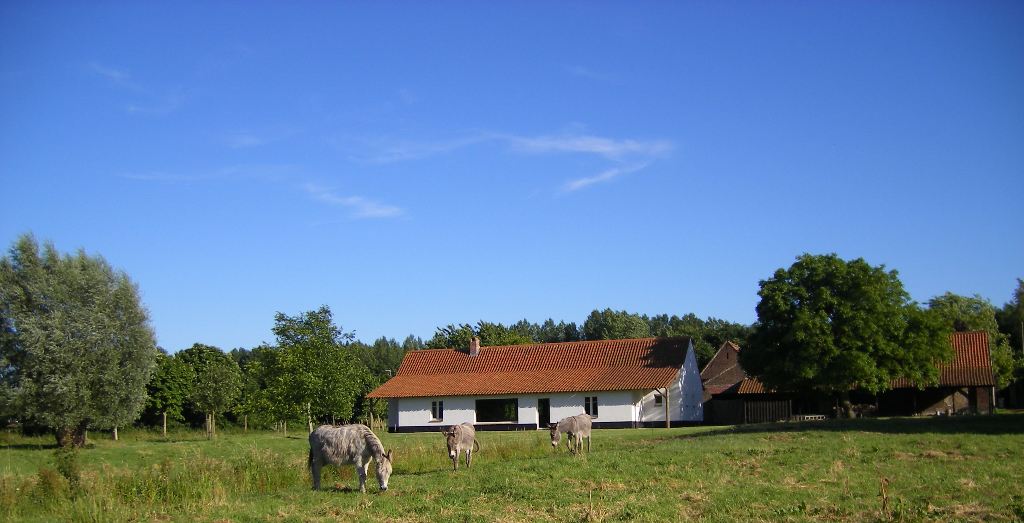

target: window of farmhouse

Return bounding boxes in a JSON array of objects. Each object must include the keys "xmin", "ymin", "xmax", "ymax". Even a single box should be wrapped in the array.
[
  {"xmin": 431, "ymin": 400, "xmax": 444, "ymax": 421},
  {"xmin": 585, "ymin": 396, "xmax": 599, "ymax": 417},
  {"xmin": 475, "ymin": 398, "xmax": 518, "ymax": 423}
]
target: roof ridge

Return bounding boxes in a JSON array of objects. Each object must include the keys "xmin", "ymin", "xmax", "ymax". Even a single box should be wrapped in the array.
[{"xmin": 428, "ymin": 336, "xmax": 690, "ymax": 352}]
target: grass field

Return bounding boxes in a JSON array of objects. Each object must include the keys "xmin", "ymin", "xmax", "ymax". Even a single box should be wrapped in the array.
[{"xmin": 2, "ymin": 414, "xmax": 1023, "ymax": 522}]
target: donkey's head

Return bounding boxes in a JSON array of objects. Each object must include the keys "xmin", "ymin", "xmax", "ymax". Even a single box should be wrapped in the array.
[
  {"xmin": 375, "ymin": 449, "xmax": 394, "ymax": 491},
  {"xmin": 548, "ymin": 423, "xmax": 561, "ymax": 448},
  {"xmin": 443, "ymin": 429, "xmax": 459, "ymax": 459}
]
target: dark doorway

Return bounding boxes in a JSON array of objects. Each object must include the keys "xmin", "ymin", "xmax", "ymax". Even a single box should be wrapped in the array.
[{"xmin": 538, "ymin": 398, "xmax": 550, "ymax": 427}]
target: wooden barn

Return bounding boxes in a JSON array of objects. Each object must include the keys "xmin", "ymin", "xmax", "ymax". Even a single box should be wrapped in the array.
[
  {"xmin": 699, "ymin": 341, "xmax": 811, "ymax": 424},
  {"xmin": 877, "ymin": 331, "xmax": 997, "ymax": 416},
  {"xmin": 367, "ymin": 337, "xmax": 704, "ymax": 432}
]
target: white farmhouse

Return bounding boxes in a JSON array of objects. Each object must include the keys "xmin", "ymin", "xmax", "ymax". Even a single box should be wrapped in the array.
[{"xmin": 367, "ymin": 337, "xmax": 703, "ymax": 432}]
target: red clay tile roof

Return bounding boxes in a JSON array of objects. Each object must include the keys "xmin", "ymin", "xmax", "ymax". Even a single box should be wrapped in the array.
[
  {"xmin": 737, "ymin": 378, "xmax": 767, "ymax": 394},
  {"xmin": 890, "ymin": 331, "xmax": 995, "ymax": 388},
  {"xmin": 366, "ymin": 337, "xmax": 691, "ymax": 398}
]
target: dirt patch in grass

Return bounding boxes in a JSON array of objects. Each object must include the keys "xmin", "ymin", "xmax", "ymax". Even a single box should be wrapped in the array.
[{"xmin": 921, "ymin": 449, "xmax": 964, "ymax": 460}]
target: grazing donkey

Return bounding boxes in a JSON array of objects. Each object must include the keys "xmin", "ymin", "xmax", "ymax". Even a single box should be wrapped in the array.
[
  {"xmin": 549, "ymin": 413, "xmax": 592, "ymax": 454},
  {"xmin": 309, "ymin": 424, "xmax": 394, "ymax": 492},
  {"xmin": 443, "ymin": 423, "xmax": 480, "ymax": 471}
]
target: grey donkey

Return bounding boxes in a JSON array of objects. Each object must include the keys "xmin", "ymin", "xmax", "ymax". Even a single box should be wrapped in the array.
[
  {"xmin": 549, "ymin": 413, "xmax": 592, "ymax": 454},
  {"xmin": 443, "ymin": 423, "xmax": 480, "ymax": 471},
  {"xmin": 309, "ymin": 424, "xmax": 394, "ymax": 492}
]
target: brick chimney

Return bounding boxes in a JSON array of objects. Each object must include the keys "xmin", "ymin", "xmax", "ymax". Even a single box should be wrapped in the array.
[{"xmin": 469, "ymin": 336, "xmax": 481, "ymax": 356}]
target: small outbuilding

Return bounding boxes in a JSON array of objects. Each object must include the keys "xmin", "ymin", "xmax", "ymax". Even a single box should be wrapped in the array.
[
  {"xmin": 701, "ymin": 331, "xmax": 998, "ymax": 424},
  {"xmin": 878, "ymin": 331, "xmax": 997, "ymax": 416},
  {"xmin": 700, "ymin": 341, "xmax": 803, "ymax": 424},
  {"xmin": 367, "ymin": 337, "xmax": 704, "ymax": 432}
]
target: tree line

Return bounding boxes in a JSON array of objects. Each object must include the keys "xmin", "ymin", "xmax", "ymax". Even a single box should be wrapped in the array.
[{"xmin": 2, "ymin": 234, "xmax": 1022, "ymax": 446}]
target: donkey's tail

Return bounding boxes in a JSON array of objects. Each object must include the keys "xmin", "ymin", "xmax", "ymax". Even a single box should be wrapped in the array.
[{"xmin": 473, "ymin": 439, "xmax": 481, "ymax": 453}]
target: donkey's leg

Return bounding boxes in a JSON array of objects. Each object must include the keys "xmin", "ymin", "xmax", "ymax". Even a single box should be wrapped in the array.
[
  {"xmin": 311, "ymin": 458, "xmax": 322, "ymax": 491},
  {"xmin": 357, "ymin": 462, "xmax": 368, "ymax": 493},
  {"xmin": 466, "ymin": 448, "xmax": 472, "ymax": 469}
]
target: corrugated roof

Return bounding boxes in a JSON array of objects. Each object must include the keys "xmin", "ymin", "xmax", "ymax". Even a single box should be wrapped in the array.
[{"xmin": 367, "ymin": 337, "xmax": 690, "ymax": 399}]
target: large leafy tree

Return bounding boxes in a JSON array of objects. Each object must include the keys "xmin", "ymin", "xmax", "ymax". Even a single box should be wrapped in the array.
[
  {"xmin": 929, "ymin": 292, "xmax": 1016, "ymax": 388},
  {"xmin": 401, "ymin": 335, "xmax": 424, "ymax": 351},
  {"xmin": 144, "ymin": 350, "xmax": 194, "ymax": 436},
  {"xmin": 425, "ymin": 321, "xmax": 533, "ymax": 349},
  {"xmin": 0, "ymin": 234, "xmax": 158, "ymax": 447},
  {"xmin": 742, "ymin": 254, "xmax": 951, "ymax": 415},
  {"xmin": 582, "ymin": 309, "xmax": 650, "ymax": 340},
  {"xmin": 536, "ymin": 318, "xmax": 582, "ymax": 343},
  {"xmin": 356, "ymin": 337, "xmax": 406, "ymax": 378},
  {"xmin": 178, "ymin": 343, "xmax": 241, "ymax": 436},
  {"xmin": 189, "ymin": 352, "xmax": 241, "ymax": 439},
  {"xmin": 238, "ymin": 343, "xmax": 297, "ymax": 430},
  {"xmin": 264, "ymin": 306, "xmax": 367, "ymax": 432},
  {"xmin": 996, "ymin": 279, "xmax": 1024, "ymax": 357}
]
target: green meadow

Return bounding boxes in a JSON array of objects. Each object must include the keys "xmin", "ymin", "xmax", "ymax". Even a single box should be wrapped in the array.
[{"xmin": 2, "ymin": 414, "xmax": 1023, "ymax": 522}]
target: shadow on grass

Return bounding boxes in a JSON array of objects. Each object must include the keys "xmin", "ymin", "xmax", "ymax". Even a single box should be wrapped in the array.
[
  {"xmin": 0, "ymin": 442, "xmax": 60, "ymax": 450},
  {"xmin": 682, "ymin": 412, "xmax": 1024, "ymax": 438}
]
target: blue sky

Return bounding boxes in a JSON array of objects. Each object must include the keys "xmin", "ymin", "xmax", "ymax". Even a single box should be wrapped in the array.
[{"xmin": 2, "ymin": 2, "xmax": 1022, "ymax": 352}]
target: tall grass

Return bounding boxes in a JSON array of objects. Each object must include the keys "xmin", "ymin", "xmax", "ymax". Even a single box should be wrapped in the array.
[
  {"xmin": 1, "ymin": 414, "xmax": 1023, "ymax": 521},
  {"xmin": 0, "ymin": 444, "xmax": 303, "ymax": 520}
]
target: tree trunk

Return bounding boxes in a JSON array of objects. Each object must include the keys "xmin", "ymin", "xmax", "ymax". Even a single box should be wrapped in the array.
[
  {"xmin": 307, "ymin": 402, "xmax": 314, "ymax": 434},
  {"xmin": 56, "ymin": 423, "xmax": 89, "ymax": 448},
  {"xmin": 244, "ymin": 414, "xmax": 248, "ymax": 432},
  {"xmin": 55, "ymin": 427, "xmax": 74, "ymax": 448},
  {"xmin": 162, "ymin": 411, "xmax": 167, "ymax": 437},
  {"xmin": 205, "ymin": 413, "xmax": 213, "ymax": 440},
  {"xmin": 212, "ymin": 412, "xmax": 217, "ymax": 439},
  {"xmin": 113, "ymin": 426, "xmax": 118, "ymax": 441},
  {"xmin": 283, "ymin": 420, "xmax": 287, "ymax": 437},
  {"xmin": 839, "ymin": 390, "xmax": 854, "ymax": 418}
]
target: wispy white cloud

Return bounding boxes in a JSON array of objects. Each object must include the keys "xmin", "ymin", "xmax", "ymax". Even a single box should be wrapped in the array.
[
  {"xmin": 337, "ymin": 130, "xmax": 673, "ymax": 192},
  {"xmin": 125, "ymin": 91, "xmax": 186, "ymax": 116},
  {"xmin": 396, "ymin": 88, "xmax": 418, "ymax": 105},
  {"xmin": 224, "ymin": 133, "xmax": 268, "ymax": 148},
  {"xmin": 565, "ymin": 65, "xmax": 616, "ymax": 83},
  {"xmin": 302, "ymin": 183, "xmax": 403, "ymax": 219},
  {"xmin": 342, "ymin": 132, "xmax": 672, "ymax": 165},
  {"xmin": 563, "ymin": 163, "xmax": 649, "ymax": 192},
  {"xmin": 86, "ymin": 62, "xmax": 141, "ymax": 90},
  {"xmin": 220, "ymin": 127, "xmax": 298, "ymax": 149},
  {"xmin": 341, "ymin": 134, "xmax": 494, "ymax": 164},
  {"xmin": 85, "ymin": 61, "xmax": 186, "ymax": 116},
  {"xmin": 505, "ymin": 134, "xmax": 673, "ymax": 161},
  {"xmin": 119, "ymin": 164, "xmax": 297, "ymax": 183}
]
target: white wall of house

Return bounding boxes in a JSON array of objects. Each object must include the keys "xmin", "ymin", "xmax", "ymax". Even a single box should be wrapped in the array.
[
  {"xmin": 636, "ymin": 343, "xmax": 703, "ymax": 423},
  {"xmin": 387, "ymin": 343, "xmax": 705, "ymax": 429},
  {"xmin": 638, "ymin": 371, "xmax": 679, "ymax": 423},
  {"xmin": 391, "ymin": 390, "xmax": 658, "ymax": 429}
]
